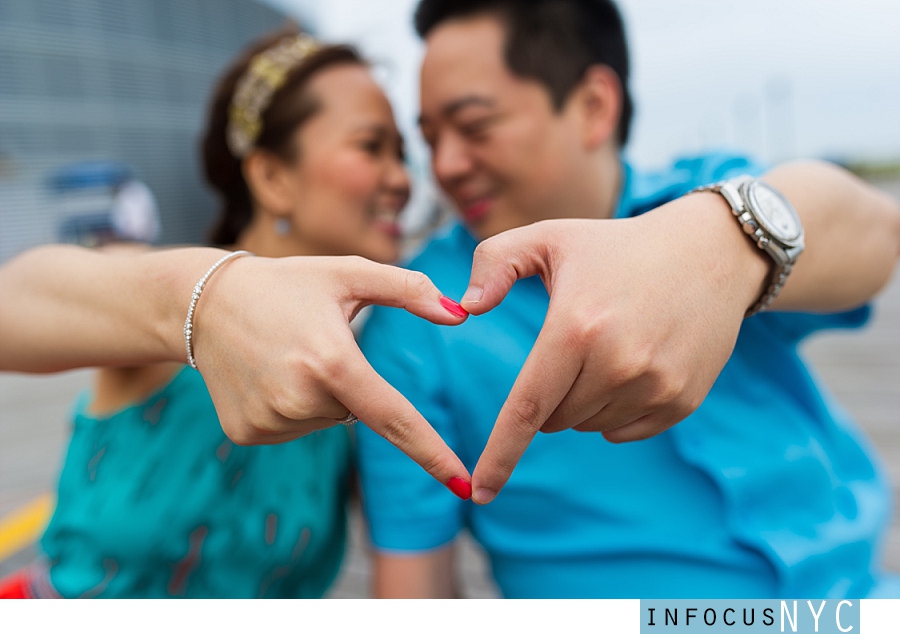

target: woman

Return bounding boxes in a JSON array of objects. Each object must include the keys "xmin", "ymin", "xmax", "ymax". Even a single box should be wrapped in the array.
[{"xmin": 0, "ymin": 28, "xmax": 471, "ymax": 598}]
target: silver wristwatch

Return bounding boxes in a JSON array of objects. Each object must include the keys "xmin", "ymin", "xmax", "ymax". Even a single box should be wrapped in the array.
[{"xmin": 690, "ymin": 176, "xmax": 804, "ymax": 317}]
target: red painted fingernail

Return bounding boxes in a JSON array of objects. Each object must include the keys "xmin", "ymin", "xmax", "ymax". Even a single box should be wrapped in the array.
[
  {"xmin": 439, "ymin": 295, "xmax": 468, "ymax": 318},
  {"xmin": 446, "ymin": 476, "xmax": 472, "ymax": 500}
]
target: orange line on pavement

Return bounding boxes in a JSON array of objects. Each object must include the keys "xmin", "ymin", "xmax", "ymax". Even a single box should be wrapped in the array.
[{"xmin": 0, "ymin": 493, "xmax": 55, "ymax": 562}]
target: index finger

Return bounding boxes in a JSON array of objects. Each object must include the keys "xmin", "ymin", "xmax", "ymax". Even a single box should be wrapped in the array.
[
  {"xmin": 338, "ymin": 257, "xmax": 468, "ymax": 326},
  {"xmin": 471, "ymin": 318, "xmax": 583, "ymax": 504},
  {"xmin": 331, "ymin": 346, "xmax": 472, "ymax": 498}
]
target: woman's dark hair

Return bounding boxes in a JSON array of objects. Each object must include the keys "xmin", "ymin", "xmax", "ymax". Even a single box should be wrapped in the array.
[
  {"xmin": 414, "ymin": 0, "xmax": 633, "ymax": 146},
  {"xmin": 202, "ymin": 27, "xmax": 366, "ymax": 246}
]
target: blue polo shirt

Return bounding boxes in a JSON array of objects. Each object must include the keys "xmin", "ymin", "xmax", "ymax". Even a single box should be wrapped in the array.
[{"xmin": 356, "ymin": 153, "xmax": 894, "ymax": 598}]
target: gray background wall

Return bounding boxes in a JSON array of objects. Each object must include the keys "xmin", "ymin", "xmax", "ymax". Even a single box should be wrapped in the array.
[{"xmin": 0, "ymin": 0, "xmax": 291, "ymax": 262}]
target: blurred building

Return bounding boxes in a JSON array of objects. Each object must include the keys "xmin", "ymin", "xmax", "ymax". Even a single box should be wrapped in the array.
[{"xmin": 0, "ymin": 0, "xmax": 294, "ymax": 262}]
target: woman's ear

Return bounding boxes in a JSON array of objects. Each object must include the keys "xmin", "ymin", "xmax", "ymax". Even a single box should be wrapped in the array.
[
  {"xmin": 569, "ymin": 64, "xmax": 623, "ymax": 151},
  {"xmin": 241, "ymin": 150, "xmax": 296, "ymax": 215}
]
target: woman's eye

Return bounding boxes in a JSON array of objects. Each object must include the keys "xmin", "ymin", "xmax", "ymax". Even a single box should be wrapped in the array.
[{"xmin": 361, "ymin": 140, "xmax": 383, "ymax": 155}]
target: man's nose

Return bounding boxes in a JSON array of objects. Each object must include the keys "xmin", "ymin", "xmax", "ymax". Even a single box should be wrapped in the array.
[{"xmin": 431, "ymin": 133, "xmax": 473, "ymax": 185}]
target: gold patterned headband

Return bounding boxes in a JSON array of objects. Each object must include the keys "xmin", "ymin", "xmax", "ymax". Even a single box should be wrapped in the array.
[{"xmin": 226, "ymin": 34, "xmax": 321, "ymax": 158}]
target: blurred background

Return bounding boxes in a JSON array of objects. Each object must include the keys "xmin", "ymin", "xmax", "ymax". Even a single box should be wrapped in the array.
[
  {"xmin": 1, "ymin": 0, "xmax": 898, "ymax": 598},
  {"xmin": 2, "ymin": 0, "xmax": 898, "ymax": 260}
]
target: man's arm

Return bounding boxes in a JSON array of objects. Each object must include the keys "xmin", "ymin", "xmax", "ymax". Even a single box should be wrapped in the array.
[
  {"xmin": 372, "ymin": 545, "xmax": 459, "ymax": 598},
  {"xmin": 762, "ymin": 160, "xmax": 900, "ymax": 311},
  {"xmin": 460, "ymin": 160, "xmax": 900, "ymax": 504},
  {"xmin": 0, "ymin": 245, "xmax": 472, "ymax": 489}
]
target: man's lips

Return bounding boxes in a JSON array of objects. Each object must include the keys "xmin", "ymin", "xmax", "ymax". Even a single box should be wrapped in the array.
[{"xmin": 462, "ymin": 198, "xmax": 492, "ymax": 223}]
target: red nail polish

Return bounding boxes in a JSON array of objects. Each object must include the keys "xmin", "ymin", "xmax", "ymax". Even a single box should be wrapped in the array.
[
  {"xmin": 446, "ymin": 476, "xmax": 472, "ymax": 500},
  {"xmin": 439, "ymin": 296, "xmax": 469, "ymax": 318}
]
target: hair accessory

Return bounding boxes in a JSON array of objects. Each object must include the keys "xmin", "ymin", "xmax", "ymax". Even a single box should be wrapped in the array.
[
  {"xmin": 184, "ymin": 250, "xmax": 254, "ymax": 370},
  {"xmin": 227, "ymin": 34, "xmax": 321, "ymax": 158}
]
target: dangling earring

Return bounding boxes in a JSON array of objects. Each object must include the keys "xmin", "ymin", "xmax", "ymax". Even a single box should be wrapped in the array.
[{"xmin": 274, "ymin": 216, "xmax": 291, "ymax": 236}]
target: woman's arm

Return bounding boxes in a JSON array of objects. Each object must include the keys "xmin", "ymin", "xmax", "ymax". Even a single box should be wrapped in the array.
[
  {"xmin": 0, "ymin": 245, "xmax": 221, "ymax": 372},
  {"xmin": 0, "ymin": 246, "xmax": 473, "ymax": 491}
]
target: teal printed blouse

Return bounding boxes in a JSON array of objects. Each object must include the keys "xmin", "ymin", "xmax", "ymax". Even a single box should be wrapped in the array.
[{"xmin": 39, "ymin": 367, "xmax": 351, "ymax": 598}]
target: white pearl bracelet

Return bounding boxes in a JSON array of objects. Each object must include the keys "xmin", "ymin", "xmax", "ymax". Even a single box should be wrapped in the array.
[{"xmin": 184, "ymin": 250, "xmax": 253, "ymax": 370}]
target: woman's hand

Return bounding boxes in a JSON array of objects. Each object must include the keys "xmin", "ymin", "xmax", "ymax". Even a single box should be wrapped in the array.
[{"xmin": 192, "ymin": 254, "xmax": 473, "ymax": 489}]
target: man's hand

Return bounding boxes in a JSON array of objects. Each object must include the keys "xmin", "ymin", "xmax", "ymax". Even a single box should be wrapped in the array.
[
  {"xmin": 460, "ymin": 161, "xmax": 900, "ymax": 505},
  {"xmin": 193, "ymin": 254, "xmax": 473, "ymax": 491},
  {"xmin": 461, "ymin": 199, "xmax": 769, "ymax": 504}
]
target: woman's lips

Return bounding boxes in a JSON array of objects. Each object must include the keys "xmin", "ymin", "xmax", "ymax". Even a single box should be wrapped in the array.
[
  {"xmin": 462, "ymin": 198, "xmax": 491, "ymax": 223},
  {"xmin": 372, "ymin": 217, "xmax": 402, "ymax": 238}
]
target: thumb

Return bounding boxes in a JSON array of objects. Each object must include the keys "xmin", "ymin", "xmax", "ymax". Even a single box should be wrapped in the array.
[{"xmin": 461, "ymin": 224, "xmax": 552, "ymax": 315}]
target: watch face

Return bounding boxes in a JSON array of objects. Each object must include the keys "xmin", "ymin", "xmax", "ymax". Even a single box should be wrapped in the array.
[{"xmin": 747, "ymin": 181, "xmax": 803, "ymax": 243}]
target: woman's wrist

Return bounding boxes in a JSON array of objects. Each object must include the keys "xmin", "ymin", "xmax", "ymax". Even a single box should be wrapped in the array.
[{"xmin": 145, "ymin": 247, "xmax": 233, "ymax": 364}]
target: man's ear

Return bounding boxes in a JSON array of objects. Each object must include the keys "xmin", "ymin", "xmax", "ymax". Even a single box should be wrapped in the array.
[
  {"xmin": 242, "ymin": 150, "xmax": 296, "ymax": 215},
  {"xmin": 570, "ymin": 64, "xmax": 623, "ymax": 150}
]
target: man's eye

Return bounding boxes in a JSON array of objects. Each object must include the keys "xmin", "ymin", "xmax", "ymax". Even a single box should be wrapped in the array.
[{"xmin": 459, "ymin": 119, "xmax": 492, "ymax": 138}]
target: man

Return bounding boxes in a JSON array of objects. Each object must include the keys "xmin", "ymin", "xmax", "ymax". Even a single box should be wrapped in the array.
[{"xmin": 356, "ymin": 0, "xmax": 900, "ymax": 597}]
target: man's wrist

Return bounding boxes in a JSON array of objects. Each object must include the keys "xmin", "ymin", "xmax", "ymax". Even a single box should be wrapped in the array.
[{"xmin": 692, "ymin": 192, "xmax": 772, "ymax": 315}]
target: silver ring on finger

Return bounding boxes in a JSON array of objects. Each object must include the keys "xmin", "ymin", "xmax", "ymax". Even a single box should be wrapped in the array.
[{"xmin": 335, "ymin": 412, "xmax": 359, "ymax": 426}]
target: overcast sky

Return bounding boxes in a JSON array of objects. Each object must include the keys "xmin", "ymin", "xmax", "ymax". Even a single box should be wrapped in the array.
[{"xmin": 267, "ymin": 0, "xmax": 900, "ymax": 170}]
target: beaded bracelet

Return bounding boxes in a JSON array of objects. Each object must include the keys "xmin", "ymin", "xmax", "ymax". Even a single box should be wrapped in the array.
[{"xmin": 183, "ymin": 250, "xmax": 253, "ymax": 369}]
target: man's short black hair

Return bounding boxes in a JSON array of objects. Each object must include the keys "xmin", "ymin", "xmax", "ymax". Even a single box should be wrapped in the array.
[{"xmin": 415, "ymin": 0, "xmax": 634, "ymax": 146}]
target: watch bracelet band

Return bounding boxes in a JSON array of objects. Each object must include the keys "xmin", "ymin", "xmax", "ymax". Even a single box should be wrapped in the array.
[
  {"xmin": 750, "ymin": 261, "xmax": 791, "ymax": 316},
  {"xmin": 688, "ymin": 178, "xmax": 788, "ymax": 318}
]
